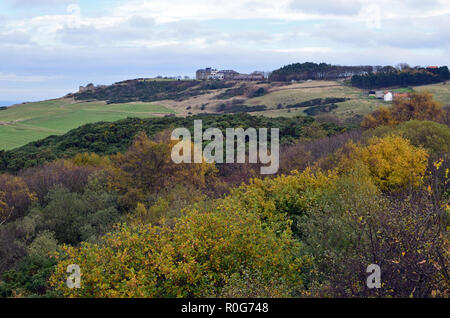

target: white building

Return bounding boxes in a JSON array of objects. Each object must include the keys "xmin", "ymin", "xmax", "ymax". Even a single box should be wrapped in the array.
[
  {"xmin": 384, "ymin": 92, "xmax": 393, "ymax": 102},
  {"xmin": 207, "ymin": 70, "xmax": 224, "ymax": 80}
]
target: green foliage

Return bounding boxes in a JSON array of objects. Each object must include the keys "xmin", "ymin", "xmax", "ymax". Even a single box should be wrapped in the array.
[
  {"xmin": 74, "ymin": 79, "xmax": 233, "ymax": 104},
  {"xmin": 28, "ymin": 231, "xmax": 59, "ymax": 258},
  {"xmin": 0, "ymin": 113, "xmax": 346, "ymax": 172},
  {"xmin": 285, "ymin": 97, "xmax": 347, "ymax": 109},
  {"xmin": 50, "ymin": 204, "xmax": 306, "ymax": 297},
  {"xmin": 304, "ymin": 104, "xmax": 338, "ymax": 116},
  {"xmin": 367, "ymin": 120, "xmax": 450, "ymax": 155},
  {"xmin": 270, "ymin": 62, "xmax": 372, "ymax": 82},
  {"xmin": 217, "ymin": 103, "xmax": 267, "ymax": 113},
  {"xmin": 37, "ymin": 185, "xmax": 120, "ymax": 245},
  {"xmin": 0, "ymin": 255, "xmax": 59, "ymax": 297},
  {"xmin": 351, "ymin": 66, "xmax": 450, "ymax": 89},
  {"xmin": 249, "ymin": 87, "xmax": 266, "ymax": 98},
  {"xmin": 216, "ymin": 84, "xmax": 248, "ymax": 99}
]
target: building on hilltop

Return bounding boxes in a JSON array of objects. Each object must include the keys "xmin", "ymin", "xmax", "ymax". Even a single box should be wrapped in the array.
[
  {"xmin": 78, "ymin": 83, "xmax": 95, "ymax": 93},
  {"xmin": 196, "ymin": 67, "xmax": 266, "ymax": 81},
  {"xmin": 207, "ymin": 69, "xmax": 224, "ymax": 80},
  {"xmin": 196, "ymin": 67, "xmax": 216, "ymax": 80},
  {"xmin": 221, "ymin": 70, "xmax": 240, "ymax": 80}
]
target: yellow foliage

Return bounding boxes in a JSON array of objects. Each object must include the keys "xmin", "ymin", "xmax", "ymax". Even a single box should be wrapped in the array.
[
  {"xmin": 0, "ymin": 191, "xmax": 9, "ymax": 224},
  {"xmin": 50, "ymin": 204, "xmax": 306, "ymax": 297},
  {"xmin": 71, "ymin": 152, "xmax": 111, "ymax": 167},
  {"xmin": 362, "ymin": 106, "xmax": 398, "ymax": 128},
  {"xmin": 0, "ymin": 174, "xmax": 37, "ymax": 223},
  {"xmin": 362, "ymin": 91, "xmax": 444, "ymax": 128},
  {"xmin": 343, "ymin": 135, "xmax": 429, "ymax": 190},
  {"xmin": 107, "ymin": 132, "xmax": 218, "ymax": 210}
]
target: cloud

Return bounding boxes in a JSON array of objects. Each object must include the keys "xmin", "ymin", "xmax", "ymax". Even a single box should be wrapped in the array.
[
  {"xmin": 309, "ymin": 14, "xmax": 450, "ymax": 50},
  {"xmin": 289, "ymin": 0, "xmax": 363, "ymax": 15},
  {"xmin": 0, "ymin": 73, "xmax": 62, "ymax": 82},
  {"xmin": 0, "ymin": 31, "xmax": 34, "ymax": 45},
  {"xmin": 0, "ymin": 0, "xmax": 449, "ymax": 101},
  {"xmin": 8, "ymin": 0, "xmax": 77, "ymax": 7}
]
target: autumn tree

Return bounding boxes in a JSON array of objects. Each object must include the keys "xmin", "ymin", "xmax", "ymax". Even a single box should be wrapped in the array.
[
  {"xmin": 341, "ymin": 135, "xmax": 429, "ymax": 191},
  {"xmin": 50, "ymin": 204, "xmax": 306, "ymax": 297},
  {"xmin": 0, "ymin": 174, "xmax": 36, "ymax": 224},
  {"xmin": 392, "ymin": 92, "xmax": 444, "ymax": 122},
  {"xmin": 108, "ymin": 131, "xmax": 218, "ymax": 210},
  {"xmin": 362, "ymin": 92, "xmax": 444, "ymax": 128}
]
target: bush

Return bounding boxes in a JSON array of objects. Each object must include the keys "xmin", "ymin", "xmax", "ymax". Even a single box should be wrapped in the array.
[
  {"xmin": 297, "ymin": 167, "xmax": 448, "ymax": 297},
  {"xmin": 362, "ymin": 92, "xmax": 444, "ymax": 128},
  {"xmin": 50, "ymin": 205, "xmax": 306, "ymax": 297},
  {"xmin": 342, "ymin": 135, "xmax": 429, "ymax": 191},
  {"xmin": 37, "ymin": 185, "xmax": 120, "ymax": 245}
]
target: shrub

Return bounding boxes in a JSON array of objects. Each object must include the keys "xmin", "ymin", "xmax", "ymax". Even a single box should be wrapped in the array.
[
  {"xmin": 343, "ymin": 135, "xmax": 429, "ymax": 190},
  {"xmin": 0, "ymin": 174, "xmax": 36, "ymax": 224},
  {"xmin": 37, "ymin": 185, "xmax": 120, "ymax": 245},
  {"xmin": 50, "ymin": 206, "xmax": 306, "ymax": 297},
  {"xmin": 362, "ymin": 92, "xmax": 444, "ymax": 128}
]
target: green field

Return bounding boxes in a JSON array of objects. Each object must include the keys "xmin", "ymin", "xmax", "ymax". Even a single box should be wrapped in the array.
[
  {"xmin": 246, "ymin": 81, "xmax": 383, "ymax": 118},
  {"xmin": 248, "ymin": 81, "xmax": 450, "ymax": 119},
  {"xmin": 0, "ymin": 99, "xmax": 175, "ymax": 150},
  {"xmin": 413, "ymin": 83, "xmax": 450, "ymax": 105},
  {"xmin": 2, "ymin": 81, "xmax": 449, "ymax": 151}
]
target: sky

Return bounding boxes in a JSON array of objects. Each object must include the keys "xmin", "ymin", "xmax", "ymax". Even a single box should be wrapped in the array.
[{"xmin": 0, "ymin": 0, "xmax": 449, "ymax": 102}]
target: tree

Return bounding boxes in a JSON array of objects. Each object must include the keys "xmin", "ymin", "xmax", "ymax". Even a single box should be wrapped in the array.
[
  {"xmin": 362, "ymin": 92, "xmax": 444, "ymax": 128},
  {"xmin": 38, "ymin": 185, "xmax": 120, "ymax": 245},
  {"xmin": 0, "ymin": 174, "xmax": 36, "ymax": 224},
  {"xmin": 108, "ymin": 131, "xmax": 218, "ymax": 210},
  {"xmin": 50, "ymin": 204, "xmax": 306, "ymax": 297},
  {"xmin": 367, "ymin": 120, "xmax": 450, "ymax": 155},
  {"xmin": 361, "ymin": 106, "xmax": 397, "ymax": 128},
  {"xmin": 342, "ymin": 136, "xmax": 429, "ymax": 191},
  {"xmin": 392, "ymin": 92, "xmax": 444, "ymax": 123}
]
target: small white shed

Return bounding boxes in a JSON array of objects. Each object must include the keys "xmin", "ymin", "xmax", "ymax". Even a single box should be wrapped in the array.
[{"xmin": 384, "ymin": 92, "xmax": 393, "ymax": 102}]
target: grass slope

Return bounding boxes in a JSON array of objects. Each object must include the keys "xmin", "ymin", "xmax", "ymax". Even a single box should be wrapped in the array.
[
  {"xmin": 413, "ymin": 82, "xmax": 450, "ymax": 105},
  {"xmin": 246, "ymin": 81, "xmax": 383, "ymax": 118},
  {"xmin": 0, "ymin": 99, "xmax": 175, "ymax": 150}
]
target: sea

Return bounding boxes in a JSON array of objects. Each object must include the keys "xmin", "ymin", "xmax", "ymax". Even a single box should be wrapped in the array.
[{"xmin": 0, "ymin": 101, "xmax": 21, "ymax": 107}]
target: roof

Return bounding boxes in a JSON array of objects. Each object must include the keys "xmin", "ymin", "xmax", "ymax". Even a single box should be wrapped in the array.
[{"xmin": 394, "ymin": 93, "xmax": 409, "ymax": 97}]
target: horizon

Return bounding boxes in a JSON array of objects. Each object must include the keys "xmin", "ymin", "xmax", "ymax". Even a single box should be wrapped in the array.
[
  {"xmin": 1, "ymin": 61, "xmax": 448, "ymax": 103},
  {"xmin": 1, "ymin": 0, "xmax": 449, "ymax": 101}
]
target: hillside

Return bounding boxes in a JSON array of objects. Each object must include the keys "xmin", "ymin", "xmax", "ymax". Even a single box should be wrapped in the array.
[
  {"xmin": 0, "ymin": 113, "xmax": 347, "ymax": 172},
  {"xmin": 0, "ymin": 91, "xmax": 448, "ymax": 298},
  {"xmin": 1, "ymin": 79, "xmax": 449, "ymax": 151}
]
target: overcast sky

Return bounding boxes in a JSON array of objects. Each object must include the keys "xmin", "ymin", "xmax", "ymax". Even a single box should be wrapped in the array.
[{"xmin": 1, "ymin": 0, "xmax": 449, "ymax": 102}]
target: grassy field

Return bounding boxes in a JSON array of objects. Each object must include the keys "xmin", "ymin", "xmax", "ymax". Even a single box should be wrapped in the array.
[
  {"xmin": 413, "ymin": 82, "xmax": 450, "ymax": 105},
  {"xmin": 246, "ymin": 81, "xmax": 383, "ymax": 118},
  {"xmin": 249, "ymin": 81, "xmax": 450, "ymax": 119},
  {"xmin": 2, "ymin": 81, "xmax": 449, "ymax": 151},
  {"xmin": 0, "ymin": 99, "xmax": 175, "ymax": 150}
]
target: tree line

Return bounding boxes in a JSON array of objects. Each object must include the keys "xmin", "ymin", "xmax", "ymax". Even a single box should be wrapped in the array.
[
  {"xmin": 351, "ymin": 66, "xmax": 450, "ymax": 89},
  {"xmin": 269, "ymin": 62, "xmax": 373, "ymax": 81}
]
